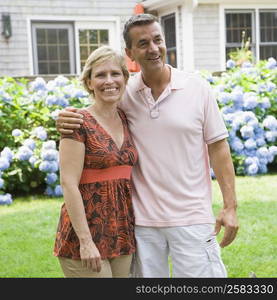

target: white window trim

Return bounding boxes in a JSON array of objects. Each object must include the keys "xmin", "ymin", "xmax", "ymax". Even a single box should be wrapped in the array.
[
  {"xmin": 26, "ymin": 16, "xmax": 120, "ymax": 75},
  {"xmin": 219, "ymin": 4, "xmax": 277, "ymax": 70},
  {"xmin": 75, "ymin": 21, "xmax": 120, "ymax": 74},
  {"xmin": 31, "ymin": 22, "xmax": 75, "ymax": 75}
]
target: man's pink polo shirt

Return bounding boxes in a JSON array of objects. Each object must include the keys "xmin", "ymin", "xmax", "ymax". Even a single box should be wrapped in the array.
[{"xmin": 119, "ymin": 66, "xmax": 229, "ymax": 227}]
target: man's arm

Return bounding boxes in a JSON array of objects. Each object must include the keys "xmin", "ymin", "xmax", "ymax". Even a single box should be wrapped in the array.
[
  {"xmin": 208, "ymin": 138, "xmax": 239, "ymax": 248},
  {"xmin": 56, "ymin": 107, "xmax": 84, "ymax": 134}
]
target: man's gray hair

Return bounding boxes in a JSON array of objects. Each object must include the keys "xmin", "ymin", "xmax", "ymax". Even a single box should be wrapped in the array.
[{"xmin": 123, "ymin": 13, "xmax": 158, "ymax": 49}]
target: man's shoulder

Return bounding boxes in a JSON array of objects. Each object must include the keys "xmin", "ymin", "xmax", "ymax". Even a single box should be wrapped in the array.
[
  {"xmin": 126, "ymin": 72, "xmax": 141, "ymax": 90},
  {"xmin": 171, "ymin": 67, "xmax": 210, "ymax": 90}
]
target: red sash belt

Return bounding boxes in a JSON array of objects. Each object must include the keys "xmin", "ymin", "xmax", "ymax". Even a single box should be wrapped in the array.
[{"xmin": 79, "ymin": 165, "xmax": 132, "ymax": 184}]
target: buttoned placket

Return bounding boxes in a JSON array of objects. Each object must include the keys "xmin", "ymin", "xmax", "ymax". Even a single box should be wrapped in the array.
[{"xmin": 139, "ymin": 85, "xmax": 172, "ymax": 119}]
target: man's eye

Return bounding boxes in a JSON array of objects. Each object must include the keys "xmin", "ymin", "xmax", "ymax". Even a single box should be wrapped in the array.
[{"xmin": 139, "ymin": 42, "xmax": 147, "ymax": 47}]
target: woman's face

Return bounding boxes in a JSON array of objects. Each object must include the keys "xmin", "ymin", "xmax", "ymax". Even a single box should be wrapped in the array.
[{"xmin": 87, "ymin": 58, "xmax": 126, "ymax": 105}]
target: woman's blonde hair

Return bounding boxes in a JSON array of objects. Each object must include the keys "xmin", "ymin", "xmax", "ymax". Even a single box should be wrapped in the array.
[{"xmin": 80, "ymin": 46, "xmax": 129, "ymax": 95}]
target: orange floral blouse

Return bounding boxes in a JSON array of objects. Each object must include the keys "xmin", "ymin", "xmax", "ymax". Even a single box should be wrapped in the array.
[{"xmin": 53, "ymin": 108, "xmax": 138, "ymax": 260}]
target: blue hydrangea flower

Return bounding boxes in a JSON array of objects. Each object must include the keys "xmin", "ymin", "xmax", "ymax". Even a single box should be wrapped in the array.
[
  {"xmin": 54, "ymin": 185, "xmax": 63, "ymax": 196},
  {"xmin": 12, "ymin": 129, "xmax": 23, "ymax": 137},
  {"xmin": 240, "ymin": 125, "xmax": 254, "ymax": 139},
  {"xmin": 56, "ymin": 96, "xmax": 69, "ymax": 107},
  {"xmin": 45, "ymin": 186, "xmax": 54, "ymax": 196},
  {"xmin": 16, "ymin": 146, "xmax": 33, "ymax": 161},
  {"xmin": 54, "ymin": 75, "xmax": 69, "ymax": 87},
  {"xmin": 41, "ymin": 149, "xmax": 58, "ymax": 161},
  {"xmin": 45, "ymin": 95, "xmax": 59, "ymax": 106},
  {"xmin": 266, "ymin": 82, "xmax": 276, "ymax": 92},
  {"xmin": 241, "ymin": 61, "xmax": 253, "ymax": 68},
  {"xmin": 246, "ymin": 163, "xmax": 258, "ymax": 175},
  {"xmin": 1, "ymin": 147, "xmax": 14, "ymax": 162},
  {"xmin": 0, "ymin": 193, "xmax": 12, "ymax": 205},
  {"xmin": 218, "ymin": 92, "xmax": 231, "ymax": 104},
  {"xmin": 259, "ymin": 164, "xmax": 268, "ymax": 174},
  {"xmin": 230, "ymin": 137, "xmax": 244, "ymax": 152},
  {"xmin": 42, "ymin": 140, "xmax": 56, "ymax": 150},
  {"xmin": 39, "ymin": 161, "xmax": 58, "ymax": 173},
  {"xmin": 46, "ymin": 80, "xmax": 56, "ymax": 92},
  {"xmin": 243, "ymin": 93, "xmax": 258, "ymax": 110},
  {"xmin": 244, "ymin": 138, "xmax": 257, "ymax": 150},
  {"xmin": 32, "ymin": 126, "xmax": 47, "ymax": 141},
  {"xmin": 226, "ymin": 59, "xmax": 236, "ymax": 69},
  {"xmin": 30, "ymin": 77, "xmax": 47, "ymax": 91},
  {"xmin": 265, "ymin": 131, "xmax": 276, "ymax": 143},
  {"xmin": 259, "ymin": 97, "xmax": 271, "ymax": 109},
  {"xmin": 23, "ymin": 139, "xmax": 36, "ymax": 150},
  {"xmin": 257, "ymin": 147, "xmax": 269, "ymax": 158},
  {"xmin": 263, "ymin": 116, "xmax": 277, "ymax": 130},
  {"xmin": 73, "ymin": 89, "xmax": 88, "ymax": 99},
  {"xmin": 45, "ymin": 173, "xmax": 58, "ymax": 184},
  {"xmin": 269, "ymin": 146, "xmax": 277, "ymax": 156},
  {"xmin": 29, "ymin": 156, "xmax": 38, "ymax": 167},
  {"xmin": 0, "ymin": 157, "xmax": 10, "ymax": 171},
  {"xmin": 50, "ymin": 109, "xmax": 61, "ymax": 120},
  {"xmin": 0, "ymin": 92, "xmax": 12, "ymax": 103},
  {"xmin": 256, "ymin": 137, "xmax": 266, "ymax": 147},
  {"xmin": 266, "ymin": 57, "xmax": 276, "ymax": 69}
]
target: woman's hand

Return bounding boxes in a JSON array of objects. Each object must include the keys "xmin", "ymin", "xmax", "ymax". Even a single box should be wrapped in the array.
[{"xmin": 80, "ymin": 240, "xmax": 102, "ymax": 272}]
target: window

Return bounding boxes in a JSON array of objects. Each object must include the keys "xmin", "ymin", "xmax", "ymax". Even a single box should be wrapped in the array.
[
  {"xmin": 225, "ymin": 10, "xmax": 277, "ymax": 61},
  {"xmin": 79, "ymin": 29, "xmax": 109, "ymax": 71},
  {"xmin": 260, "ymin": 11, "xmax": 277, "ymax": 59},
  {"xmin": 32, "ymin": 23, "xmax": 75, "ymax": 75},
  {"xmin": 225, "ymin": 11, "xmax": 255, "ymax": 60},
  {"xmin": 161, "ymin": 13, "xmax": 177, "ymax": 68}
]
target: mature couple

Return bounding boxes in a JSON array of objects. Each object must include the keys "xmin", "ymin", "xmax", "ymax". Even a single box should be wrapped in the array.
[{"xmin": 53, "ymin": 14, "xmax": 239, "ymax": 278}]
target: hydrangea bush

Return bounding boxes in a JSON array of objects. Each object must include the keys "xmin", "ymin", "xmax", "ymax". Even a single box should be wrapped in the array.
[
  {"xmin": 0, "ymin": 76, "xmax": 90, "ymax": 205},
  {"xmin": 202, "ymin": 57, "xmax": 277, "ymax": 176},
  {"xmin": 0, "ymin": 58, "xmax": 276, "ymax": 205}
]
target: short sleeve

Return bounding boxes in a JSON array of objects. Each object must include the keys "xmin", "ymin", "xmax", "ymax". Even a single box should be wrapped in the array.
[
  {"xmin": 203, "ymin": 81, "xmax": 229, "ymax": 144},
  {"xmin": 60, "ymin": 110, "xmax": 87, "ymax": 143}
]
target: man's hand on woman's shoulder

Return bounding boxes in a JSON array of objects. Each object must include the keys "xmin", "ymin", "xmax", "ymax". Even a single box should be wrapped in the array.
[{"xmin": 56, "ymin": 107, "xmax": 84, "ymax": 134}]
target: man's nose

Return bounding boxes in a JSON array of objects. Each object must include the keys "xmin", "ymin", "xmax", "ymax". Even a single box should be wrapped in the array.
[{"xmin": 148, "ymin": 41, "xmax": 159, "ymax": 52}]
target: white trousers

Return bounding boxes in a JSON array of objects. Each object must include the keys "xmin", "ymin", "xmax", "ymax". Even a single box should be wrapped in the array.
[{"xmin": 131, "ymin": 224, "xmax": 227, "ymax": 278}]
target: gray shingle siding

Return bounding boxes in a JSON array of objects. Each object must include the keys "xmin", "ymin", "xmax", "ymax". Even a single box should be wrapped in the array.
[
  {"xmin": 0, "ymin": 0, "xmax": 137, "ymax": 76},
  {"xmin": 193, "ymin": 4, "xmax": 221, "ymax": 72}
]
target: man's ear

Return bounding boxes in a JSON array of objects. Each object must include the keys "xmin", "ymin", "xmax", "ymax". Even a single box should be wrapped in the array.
[{"xmin": 125, "ymin": 48, "xmax": 134, "ymax": 61}]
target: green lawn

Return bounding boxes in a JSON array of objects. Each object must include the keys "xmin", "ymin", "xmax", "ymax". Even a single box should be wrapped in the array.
[{"xmin": 0, "ymin": 175, "xmax": 276, "ymax": 278}]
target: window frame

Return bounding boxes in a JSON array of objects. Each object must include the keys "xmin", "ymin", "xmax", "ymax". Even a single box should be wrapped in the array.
[
  {"xmin": 75, "ymin": 21, "xmax": 118, "ymax": 74},
  {"xmin": 161, "ymin": 13, "xmax": 178, "ymax": 68},
  {"xmin": 31, "ymin": 22, "xmax": 76, "ymax": 75},
  {"xmin": 220, "ymin": 5, "xmax": 277, "ymax": 70},
  {"xmin": 259, "ymin": 9, "xmax": 277, "ymax": 60},
  {"xmin": 225, "ymin": 9, "xmax": 256, "ymax": 60}
]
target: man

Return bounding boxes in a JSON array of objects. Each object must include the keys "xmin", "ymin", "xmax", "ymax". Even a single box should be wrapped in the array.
[{"xmin": 56, "ymin": 14, "xmax": 239, "ymax": 277}]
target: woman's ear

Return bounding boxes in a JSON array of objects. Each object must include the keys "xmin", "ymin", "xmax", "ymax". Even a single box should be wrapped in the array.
[{"xmin": 86, "ymin": 78, "xmax": 93, "ymax": 91}]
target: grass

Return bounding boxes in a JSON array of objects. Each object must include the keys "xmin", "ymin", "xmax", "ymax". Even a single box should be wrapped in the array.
[{"xmin": 0, "ymin": 175, "xmax": 276, "ymax": 278}]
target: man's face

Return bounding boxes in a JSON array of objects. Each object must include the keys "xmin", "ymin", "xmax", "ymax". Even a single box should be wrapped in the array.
[{"xmin": 125, "ymin": 22, "xmax": 167, "ymax": 73}]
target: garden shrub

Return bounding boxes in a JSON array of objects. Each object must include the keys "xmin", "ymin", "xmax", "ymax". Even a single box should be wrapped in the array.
[
  {"xmin": 202, "ymin": 57, "xmax": 277, "ymax": 175},
  {"xmin": 0, "ymin": 58, "xmax": 276, "ymax": 205}
]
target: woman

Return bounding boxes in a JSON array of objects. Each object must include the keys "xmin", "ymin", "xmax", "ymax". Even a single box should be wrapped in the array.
[{"xmin": 53, "ymin": 46, "xmax": 138, "ymax": 278}]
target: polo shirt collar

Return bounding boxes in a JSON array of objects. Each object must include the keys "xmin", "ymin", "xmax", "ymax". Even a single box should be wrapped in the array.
[{"xmin": 134, "ymin": 64, "xmax": 185, "ymax": 92}]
